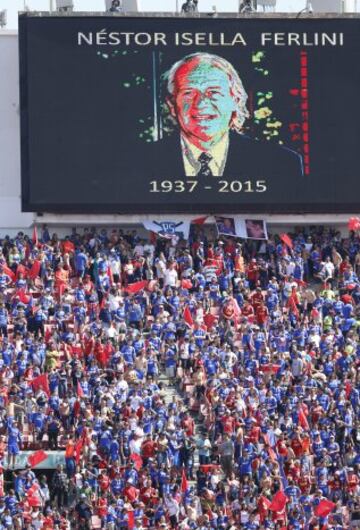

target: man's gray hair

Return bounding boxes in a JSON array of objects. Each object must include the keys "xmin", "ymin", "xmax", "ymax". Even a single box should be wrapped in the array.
[{"xmin": 164, "ymin": 52, "xmax": 250, "ymax": 133}]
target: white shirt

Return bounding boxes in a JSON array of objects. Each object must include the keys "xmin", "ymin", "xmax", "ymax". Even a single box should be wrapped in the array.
[
  {"xmin": 110, "ymin": 257, "xmax": 121, "ymax": 275},
  {"xmin": 116, "ymin": 379, "xmax": 128, "ymax": 394},
  {"xmin": 155, "ymin": 259, "xmax": 166, "ymax": 279},
  {"xmin": 324, "ymin": 261, "xmax": 335, "ymax": 277},
  {"xmin": 164, "ymin": 268, "xmax": 178, "ymax": 287},
  {"xmin": 109, "ymin": 293, "xmax": 122, "ymax": 311},
  {"xmin": 181, "ymin": 134, "xmax": 229, "ymax": 176},
  {"xmin": 166, "ymin": 497, "xmax": 180, "ymax": 516},
  {"xmin": 106, "ymin": 326, "xmax": 118, "ymax": 339},
  {"xmin": 134, "ymin": 244, "xmax": 144, "ymax": 256},
  {"xmin": 286, "ymin": 261, "xmax": 295, "ymax": 276},
  {"xmin": 129, "ymin": 438, "xmax": 142, "ymax": 455}
]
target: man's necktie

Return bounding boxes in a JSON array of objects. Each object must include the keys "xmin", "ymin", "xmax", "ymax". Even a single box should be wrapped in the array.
[{"xmin": 197, "ymin": 152, "xmax": 213, "ymax": 177}]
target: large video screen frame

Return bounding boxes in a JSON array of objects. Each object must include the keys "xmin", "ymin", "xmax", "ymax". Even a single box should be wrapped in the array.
[{"xmin": 19, "ymin": 14, "xmax": 360, "ymax": 214}]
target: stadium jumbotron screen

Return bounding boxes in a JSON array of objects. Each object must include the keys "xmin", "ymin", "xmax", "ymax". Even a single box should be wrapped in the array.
[{"xmin": 19, "ymin": 14, "xmax": 360, "ymax": 213}]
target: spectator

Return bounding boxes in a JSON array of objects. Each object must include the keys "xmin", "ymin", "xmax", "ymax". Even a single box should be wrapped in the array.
[
  {"xmin": 109, "ymin": 0, "xmax": 122, "ymax": 12},
  {"xmin": 181, "ymin": 0, "xmax": 197, "ymax": 14}
]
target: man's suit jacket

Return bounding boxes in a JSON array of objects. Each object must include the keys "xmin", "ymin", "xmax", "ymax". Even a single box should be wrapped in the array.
[{"xmin": 145, "ymin": 132, "xmax": 303, "ymax": 179}]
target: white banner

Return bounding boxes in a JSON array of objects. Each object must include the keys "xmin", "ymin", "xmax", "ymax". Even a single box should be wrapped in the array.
[
  {"xmin": 143, "ymin": 220, "xmax": 191, "ymax": 240},
  {"xmin": 215, "ymin": 216, "xmax": 268, "ymax": 240}
]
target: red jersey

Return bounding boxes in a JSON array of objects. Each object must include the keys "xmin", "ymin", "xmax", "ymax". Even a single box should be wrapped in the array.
[
  {"xmin": 141, "ymin": 440, "xmax": 156, "ymax": 458},
  {"xmin": 291, "ymin": 437, "xmax": 304, "ymax": 457},
  {"xmin": 221, "ymin": 415, "xmax": 235, "ymax": 434},
  {"xmin": 242, "ymin": 304, "xmax": 254, "ymax": 318},
  {"xmin": 247, "ymin": 263, "xmax": 258, "ymax": 281},
  {"xmin": 256, "ymin": 305, "xmax": 269, "ymax": 325},
  {"xmin": 251, "ymin": 291, "xmax": 264, "ymax": 311},
  {"xmin": 182, "ymin": 417, "xmax": 195, "ymax": 436}
]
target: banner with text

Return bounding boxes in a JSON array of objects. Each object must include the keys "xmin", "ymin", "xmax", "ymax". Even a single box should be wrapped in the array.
[{"xmin": 143, "ymin": 220, "xmax": 191, "ymax": 239}]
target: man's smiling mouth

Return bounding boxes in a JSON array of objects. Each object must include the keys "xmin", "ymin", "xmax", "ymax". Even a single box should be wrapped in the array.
[{"xmin": 192, "ymin": 114, "xmax": 217, "ymax": 120}]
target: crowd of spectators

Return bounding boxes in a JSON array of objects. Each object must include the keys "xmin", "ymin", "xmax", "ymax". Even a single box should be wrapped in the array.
[{"xmin": 0, "ymin": 224, "xmax": 358, "ymax": 529}]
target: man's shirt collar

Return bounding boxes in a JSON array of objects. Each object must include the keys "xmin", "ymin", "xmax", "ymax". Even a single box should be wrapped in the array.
[{"xmin": 180, "ymin": 133, "xmax": 229, "ymax": 176}]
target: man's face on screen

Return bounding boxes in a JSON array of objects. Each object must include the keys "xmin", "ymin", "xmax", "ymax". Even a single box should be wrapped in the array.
[{"xmin": 169, "ymin": 60, "xmax": 237, "ymax": 148}]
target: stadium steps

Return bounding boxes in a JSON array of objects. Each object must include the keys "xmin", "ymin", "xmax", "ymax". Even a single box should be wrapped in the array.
[{"xmin": 159, "ymin": 373, "xmax": 204, "ymax": 479}]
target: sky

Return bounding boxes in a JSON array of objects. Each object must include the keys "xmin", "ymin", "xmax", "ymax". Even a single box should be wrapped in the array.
[
  {"xmin": 1, "ymin": 0, "xmax": 358, "ymax": 29},
  {"xmin": 0, "ymin": 0, "xmax": 318, "ymax": 30}
]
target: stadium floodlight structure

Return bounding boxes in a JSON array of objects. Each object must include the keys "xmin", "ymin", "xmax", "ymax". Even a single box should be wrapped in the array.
[
  {"xmin": 0, "ymin": 10, "xmax": 7, "ymax": 28},
  {"xmin": 55, "ymin": 0, "xmax": 74, "ymax": 12}
]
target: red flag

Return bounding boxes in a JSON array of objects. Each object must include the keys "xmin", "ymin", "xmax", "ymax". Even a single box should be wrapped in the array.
[
  {"xmin": 181, "ymin": 468, "xmax": 188, "ymax": 493},
  {"xmin": 130, "ymin": 453, "xmax": 143, "ymax": 471},
  {"xmin": 75, "ymin": 438, "xmax": 84, "ymax": 465},
  {"xmin": 267, "ymin": 446, "xmax": 277, "ymax": 463},
  {"xmin": 124, "ymin": 280, "xmax": 148, "ymax": 294},
  {"xmin": 314, "ymin": 499, "xmax": 336, "ymax": 518},
  {"xmin": 27, "ymin": 495, "xmax": 41, "ymax": 507},
  {"xmin": 31, "ymin": 374, "xmax": 50, "ymax": 397},
  {"xmin": 28, "ymin": 260, "xmax": 41, "ymax": 280},
  {"xmin": 183, "ymin": 306, "xmax": 194, "ymax": 328},
  {"xmin": 272, "ymin": 364, "xmax": 281, "ymax": 374},
  {"xmin": 16, "ymin": 263, "xmax": 28, "ymax": 280},
  {"xmin": 269, "ymin": 490, "xmax": 288, "ymax": 512},
  {"xmin": 262, "ymin": 433, "xmax": 270, "ymax": 446},
  {"xmin": 77, "ymin": 381, "xmax": 85, "ymax": 398},
  {"xmin": 32, "ymin": 225, "xmax": 38, "ymax": 246},
  {"xmin": 26, "ymin": 482, "xmax": 40, "ymax": 497},
  {"xmin": 294, "ymin": 278, "xmax": 307, "ymax": 287},
  {"xmin": 345, "ymin": 381, "xmax": 352, "ymax": 399},
  {"xmin": 258, "ymin": 495, "xmax": 272, "ymax": 522},
  {"xmin": 191, "ymin": 216, "xmax": 208, "ymax": 225},
  {"xmin": 348, "ymin": 217, "xmax": 360, "ymax": 232},
  {"xmin": 99, "ymin": 295, "xmax": 107, "ymax": 310},
  {"xmin": 258, "ymin": 495, "xmax": 271, "ymax": 510},
  {"xmin": 280, "ymin": 233, "xmax": 293, "ymax": 249},
  {"xmin": 204, "ymin": 313, "xmax": 217, "ymax": 330},
  {"xmin": 107, "ymin": 266, "xmax": 114, "ymax": 285},
  {"xmin": 101, "ymin": 342, "xmax": 113, "ymax": 366},
  {"xmin": 259, "ymin": 363, "xmax": 280, "ymax": 374},
  {"xmin": 181, "ymin": 279, "xmax": 193, "ymax": 290},
  {"xmin": 16, "ymin": 288, "xmax": 31, "ymax": 305},
  {"xmin": 127, "ymin": 511, "xmax": 135, "ymax": 530},
  {"xmin": 199, "ymin": 464, "xmax": 221, "ymax": 473},
  {"xmin": 124, "ymin": 485, "xmax": 138, "ymax": 503},
  {"xmin": 27, "ymin": 450, "xmax": 48, "ymax": 468},
  {"xmin": 259, "ymin": 364, "xmax": 272, "ymax": 373},
  {"xmin": 2, "ymin": 265, "xmax": 15, "ymax": 282},
  {"xmin": 262, "ymin": 434, "xmax": 277, "ymax": 462},
  {"xmin": 62, "ymin": 240, "xmax": 75, "ymax": 254},
  {"xmin": 298, "ymin": 406, "xmax": 309, "ymax": 431}
]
